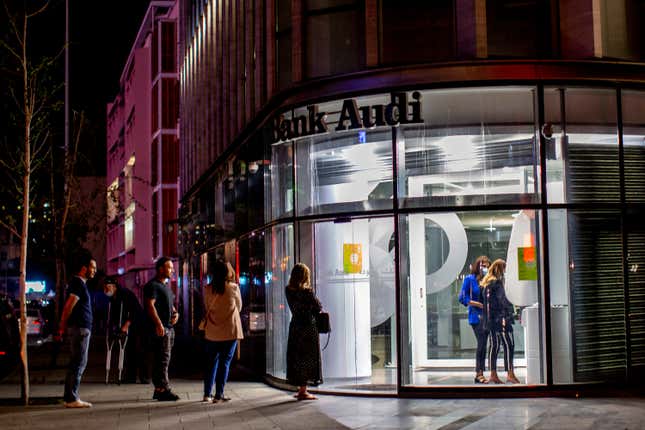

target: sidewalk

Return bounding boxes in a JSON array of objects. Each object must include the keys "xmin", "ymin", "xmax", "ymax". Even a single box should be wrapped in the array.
[{"xmin": 1, "ymin": 379, "xmax": 645, "ymax": 430}]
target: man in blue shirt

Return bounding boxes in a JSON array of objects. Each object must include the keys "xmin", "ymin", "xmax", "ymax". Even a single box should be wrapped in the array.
[{"xmin": 57, "ymin": 249, "xmax": 97, "ymax": 408}]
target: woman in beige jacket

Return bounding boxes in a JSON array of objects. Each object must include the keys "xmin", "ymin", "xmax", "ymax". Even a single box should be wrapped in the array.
[{"xmin": 202, "ymin": 261, "xmax": 243, "ymax": 402}]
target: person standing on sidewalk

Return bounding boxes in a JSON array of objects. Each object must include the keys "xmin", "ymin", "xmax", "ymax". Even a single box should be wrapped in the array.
[
  {"xmin": 144, "ymin": 257, "xmax": 180, "ymax": 401},
  {"xmin": 103, "ymin": 276, "xmax": 149, "ymax": 383},
  {"xmin": 57, "ymin": 249, "xmax": 97, "ymax": 408},
  {"xmin": 202, "ymin": 261, "xmax": 243, "ymax": 403}
]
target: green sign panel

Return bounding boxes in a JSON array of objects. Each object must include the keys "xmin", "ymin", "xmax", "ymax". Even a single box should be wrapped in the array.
[{"xmin": 518, "ymin": 246, "xmax": 538, "ymax": 281}]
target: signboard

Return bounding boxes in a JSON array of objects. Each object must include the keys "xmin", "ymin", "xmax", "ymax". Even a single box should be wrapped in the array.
[
  {"xmin": 517, "ymin": 246, "xmax": 538, "ymax": 281},
  {"xmin": 343, "ymin": 243, "xmax": 362, "ymax": 274},
  {"xmin": 271, "ymin": 92, "xmax": 424, "ymax": 143},
  {"xmin": 26, "ymin": 280, "xmax": 46, "ymax": 293}
]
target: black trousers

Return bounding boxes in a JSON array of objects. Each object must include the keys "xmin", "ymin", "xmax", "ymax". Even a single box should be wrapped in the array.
[
  {"xmin": 470, "ymin": 323, "xmax": 488, "ymax": 373},
  {"xmin": 123, "ymin": 331, "xmax": 150, "ymax": 383},
  {"xmin": 151, "ymin": 327, "xmax": 174, "ymax": 390}
]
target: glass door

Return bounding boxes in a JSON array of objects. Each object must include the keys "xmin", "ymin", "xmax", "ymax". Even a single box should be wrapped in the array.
[{"xmin": 299, "ymin": 216, "xmax": 397, "ymax": 393}]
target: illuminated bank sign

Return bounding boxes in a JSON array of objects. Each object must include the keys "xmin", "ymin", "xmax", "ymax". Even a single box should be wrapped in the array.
[{"xmin": 271, "ymin": 91, "xmax": 423, "ymax": 143}]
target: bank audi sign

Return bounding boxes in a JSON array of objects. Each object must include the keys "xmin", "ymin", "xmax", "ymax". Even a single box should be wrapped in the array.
[{"xmin": 271, "ymin": 91, "xmax": 423, "ymax": 143}]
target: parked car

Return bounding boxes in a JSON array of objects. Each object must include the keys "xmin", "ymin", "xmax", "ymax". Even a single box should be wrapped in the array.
[{"xmin": 13, "ymin": 306, "xmax": 52, "ymax": 346}]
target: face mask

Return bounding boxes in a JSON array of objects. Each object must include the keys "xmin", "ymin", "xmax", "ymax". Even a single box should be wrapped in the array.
[
  {"xmin": 481, "ymin": 267, "xmax": 488, "ymax": 276},
  {"xmin": 105, "ymin": 289, "xmax": 114, "ymax": 297}
]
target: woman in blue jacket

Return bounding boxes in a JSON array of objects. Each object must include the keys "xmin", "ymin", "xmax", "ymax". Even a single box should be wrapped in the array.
[
  {"xmin": 480, "ymin": 259, "xmax": 520, "ymax": 384},
  {"xmin": 459, "ymin": 255, "xmax": 490, "ymax": 384}
]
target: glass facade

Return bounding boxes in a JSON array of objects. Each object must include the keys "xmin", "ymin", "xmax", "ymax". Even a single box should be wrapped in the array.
[{"xmin": 181, "ymin": 85, "xmax": 645, "ymax": 394}]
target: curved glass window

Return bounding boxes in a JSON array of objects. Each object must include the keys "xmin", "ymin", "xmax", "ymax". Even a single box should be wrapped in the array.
[
  {"xmin": 298, "ymin": 216, "xmax": 397, "ymax": 393},
  {"xmin": 294, "ymin": 94, "xmax": 394, "ymax": 216},
  {"xmin": 398, "ymin": 87, "xmax": 540, "ymax": 208},
  {"xmin": 265, "ymin": 223, "xmax": 295, "ymax": 379},
  {"xmin": 399, "ymin": 209, "xmax": 545, "ymax": 386}
]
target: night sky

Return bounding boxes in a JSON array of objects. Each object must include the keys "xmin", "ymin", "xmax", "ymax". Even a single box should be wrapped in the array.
[
  {"xmin": 31, "ymin": 0, "xmax": 152, "ymax": 176},
  {"xmin": 70, "ymin": 0, "xmax": 152, "ymax": 175}
]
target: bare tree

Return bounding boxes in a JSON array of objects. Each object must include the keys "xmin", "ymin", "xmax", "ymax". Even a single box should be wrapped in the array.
[
  {"xmin": 0, "ymin": 0, "xmax": 62, "ymax": 405},
  {"xmin": 51, "ymin": 110, "xmax": 84, "ymax": 324}
]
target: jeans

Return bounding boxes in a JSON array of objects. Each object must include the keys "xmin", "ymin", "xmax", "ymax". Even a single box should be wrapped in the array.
[
  {"xmin": 203, "ymin": 339, "xmax": 237, "ymax": 398},
  {"xmin": 470, "ymin": 323, "xmax": 488, "ymax": 373},
  {"xmin": 490, "ymin": 327, "xmax": 515, "ymax": 372},
  {"xmin": 151, "ymin": 327, "xmax": 174, "ymax": 390},
  {"xmin": 64, "ymin": 327, "xmax": 91, "ymax": 402}
]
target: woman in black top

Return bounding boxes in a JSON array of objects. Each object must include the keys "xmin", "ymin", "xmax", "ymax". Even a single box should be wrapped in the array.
[
  {"xmin": 480, "ymin": 259, "xmax": 520, "ymax": 384},
  {"xmin": 285, "ymin": 263, "xmax": 323, "ymax": 400}
]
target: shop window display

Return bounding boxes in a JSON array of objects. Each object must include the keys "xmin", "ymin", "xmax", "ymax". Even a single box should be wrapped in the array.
[{"xmin": 399, "ymin": 210, "xmax": 544, "ymax": 386}]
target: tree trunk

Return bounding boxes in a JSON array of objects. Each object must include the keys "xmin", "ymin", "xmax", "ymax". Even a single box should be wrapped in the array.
[
  {"xmin": 19, "ymin": 12, "xmax": 30, "ymax": 407},
  {"xmin": 19, "ymin": 118, "xmax": 31, "ymax": 406}
]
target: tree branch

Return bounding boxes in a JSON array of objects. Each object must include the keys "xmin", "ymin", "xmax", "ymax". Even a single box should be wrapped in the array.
[
  {"xmin": 26, "ymin": 0, "xmax": 49, "ymax": 18},
  {"xmin": 0, "ymin": 217, "xmax": 20, "ymax": 239}
]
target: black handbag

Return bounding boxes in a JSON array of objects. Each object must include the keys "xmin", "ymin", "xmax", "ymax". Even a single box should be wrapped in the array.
[{"xmin": 316, "ymin": 311, "xmax": 331, "ymax": 334}]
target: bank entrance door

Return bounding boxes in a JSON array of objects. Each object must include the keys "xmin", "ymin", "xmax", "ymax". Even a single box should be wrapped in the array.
[{"xmin": 299, "ymin": 216, "xmax": 397, "ymax": 393}]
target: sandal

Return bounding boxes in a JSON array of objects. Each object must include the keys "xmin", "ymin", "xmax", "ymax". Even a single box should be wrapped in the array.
[
  {"xmin": 474, "ymin": 375, "xmax": 488, "ymax": 384},
  {"xmin": 506, "ymin": 375, "xmax": 521, "ymax": 384},
  {"xmin": 488, "ymin": 376, "xmax": 503, "ymax": 384},
  {"xmin": 296, "ymin": 393, "xmax": 317, "ymax": 401}
]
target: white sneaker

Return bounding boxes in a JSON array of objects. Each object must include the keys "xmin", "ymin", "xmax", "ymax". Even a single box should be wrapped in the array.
[
  {"xmin": 202, "ymin": 396, "xmax": 213, "ymax": 402},
  {"xmin": 64, "ymin": 399, "xmax": 92, "ymax": 408}
]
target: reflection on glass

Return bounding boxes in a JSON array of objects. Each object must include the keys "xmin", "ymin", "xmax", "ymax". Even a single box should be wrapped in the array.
[
  {"xmin": 265, "ymin": 224, "xmax": 294, "ymax": 379},
  {"xmin": 400, "ymin": 210, "xmax": 544, "ymax": 386},
  {"xmin": 299, "ymin": 217, "xmax": 396, "ymax": 393},
  {"xmin": 296, "ymin": 130, "xmax": 393, "ymax": 215},
  {"xmin": 545, "ymin": 88, "xmax": 619, "ymax": 203},
  {"xmin": 548, "ymin": 210, "xmax": 627, "ymax": 383},
  {"xmin": 266, "ymin": 141, "xmax": 293, "ymax": 222},
  {"xmin": 398, "ymin": 87, "xmax": 539, "ymax": 208},
  {"xmin": 622, "ymin": 90, "xmax": 645, "ymax": 202}
]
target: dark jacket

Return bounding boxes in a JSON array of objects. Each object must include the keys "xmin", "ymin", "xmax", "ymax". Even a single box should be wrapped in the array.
[
  {"xmin": 481, "ymin": 279, "xmax": 515, "ymax": 333},
  {"xmin": 107, "ymin": 286, "xmax": 144, "ymax": 335}
]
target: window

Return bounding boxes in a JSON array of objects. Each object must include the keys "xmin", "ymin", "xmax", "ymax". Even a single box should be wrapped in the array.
[
  {"xmin": 152, "ymin": 81, "xmax": 159, "ymax": 133},
  {"xmin": 548, "ymin": 210, "xmax": 626, "ymax": 383},
  {"xmin": 265, "ymin": 223, "xmax": 295, "ymax": 379},
  {"xmin": 294, "ymin": 94, "xmax": 393, "ymax": 216},
  {"xmin": 486, "ymin": 0, "xmax": 553, "ymax": 58},
  {"xmin": 266, "ymin": 139, "xmax": 293, "ymax": 222},
  {"xmin": 161, "ymin": 135, "xmax": 179, "ymax": 183},
  {"xmin": 152, "ymin": 192, "xmax": 159, "ymax": 257},
  {"xmin": 398, "ymin": 87, "xmax": 540, "ymax": 208},
  {"xmin": 545, "ymin": 88, "xmax": 619, "ymax": 203},
  {"xmin": 124, "ymin": 215, "xmax": 134, "ymax": 251},
  {"xmin": 162, "ymin": 78, "xmax": 179, "ymax": 129},
  {"xmin": 380, "ymin": 0, "xmax": 455, "ymax": 64},
  {"xmin": 399, "ymin": 209, "xmax": 545, "ymax": 386},
  {"xmin": 161, "ymin": 21, "xmax": 177, "ymax": 73},
  {"xmin": 621, "ymin": 90, "xmax": 645, "ymax": 202},
  {"xmin": 304, "ymin": 1, "xmax": 364, "ymax": 78},
  {"xmin": 276, "ymin": 0, "xmax": 292, "ymax": 90},
  {"xmin": 601, "ymin": 0, "xmax": 645, "ymax": 60},
  {"xmin": 152, "ymin": 137, "xmax": 159, "ymax": 186},
  {"xmin": 298, "ymin": 216, "xmax": 397, "ymax": 393}
]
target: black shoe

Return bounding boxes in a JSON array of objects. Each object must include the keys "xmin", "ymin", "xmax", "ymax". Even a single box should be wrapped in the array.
[
  {"xmin": 214, "ymin": 395, "xmax": 230, "ymax": 402},
  {"xmin": 152, "ymin": 390, "xmax": 160, "ymax": 400},
  {"xmin": 156, "ymin": 390, "xmax": 180, "ymax": 401}
]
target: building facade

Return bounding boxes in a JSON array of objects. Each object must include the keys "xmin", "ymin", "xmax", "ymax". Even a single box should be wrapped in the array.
[
  {"xmin": 107, "ymin": 1, "xmax": 180, "ymax": 299},
  {"xmin": 178, "ymin": 0, "xmax": 645, "ymax": 395}
]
